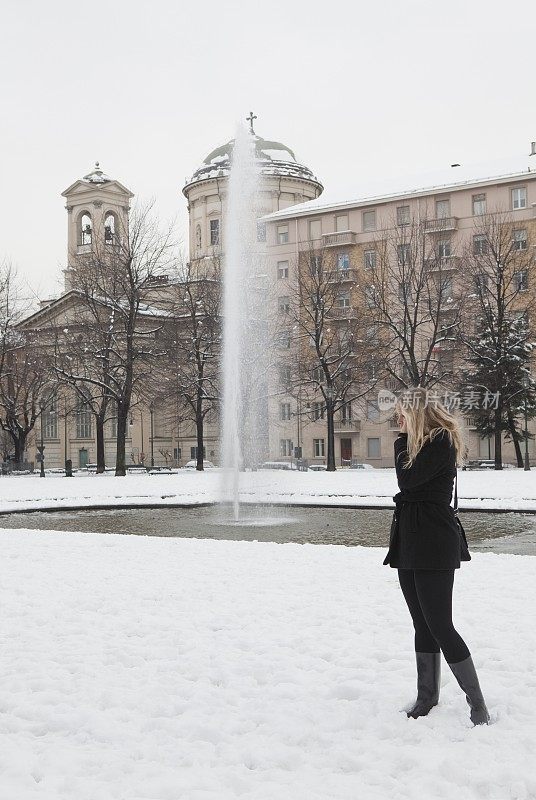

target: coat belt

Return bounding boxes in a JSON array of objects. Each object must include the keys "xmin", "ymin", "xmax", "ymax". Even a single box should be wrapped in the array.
[{"xmin": 393, "ymin": 490, "xmax": 452, "ymax": 507}]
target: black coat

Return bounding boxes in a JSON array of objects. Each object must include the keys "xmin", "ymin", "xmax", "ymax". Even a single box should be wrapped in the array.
[{"xmin": 383, "ymin": 431, "xmax": 468, "ymax": 570}]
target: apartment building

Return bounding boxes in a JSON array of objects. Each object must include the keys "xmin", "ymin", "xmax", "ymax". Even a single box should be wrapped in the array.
[{"xmin": 264, "ymin": 150, "xmax": 536, "ymax": 467}]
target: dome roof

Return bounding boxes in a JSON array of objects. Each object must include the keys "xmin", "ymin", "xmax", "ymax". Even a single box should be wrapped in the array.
[{"xmin": 184, "ymin": 133, "xmax": 322, "ymax": 194}]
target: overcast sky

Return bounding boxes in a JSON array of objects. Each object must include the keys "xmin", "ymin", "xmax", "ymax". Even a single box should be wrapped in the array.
[{"xmin": 1, "ymin": 0, "xmax": 535, "ymax": 303}]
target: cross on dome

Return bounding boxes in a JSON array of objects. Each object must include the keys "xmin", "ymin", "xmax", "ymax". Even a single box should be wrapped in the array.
[{"xmin": 246, "ymin": 111, "xmax": 257, "ymax": 134}]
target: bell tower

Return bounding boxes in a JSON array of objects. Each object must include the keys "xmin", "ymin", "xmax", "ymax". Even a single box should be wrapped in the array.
[{"xmin": 61, "ymin": 163, "xmax": 134, "ymax": 291}]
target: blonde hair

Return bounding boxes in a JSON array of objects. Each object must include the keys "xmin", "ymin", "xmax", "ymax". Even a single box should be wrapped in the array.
[{"xmin": 396, "ymin": 387, "xmax": 465, "ymax": 468}]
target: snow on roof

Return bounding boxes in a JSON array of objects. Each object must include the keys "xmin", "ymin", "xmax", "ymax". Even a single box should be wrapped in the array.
[
  {"xmin": 83, "ymin": 161, "xmax": 112, "ymax": 184},
  {"xmin": 184, "ymin": 133, "xmax": 322, "ymax": 192},
  {"xmin": 264, "ymin": 152, "xmax": 536, "ymax": 221}
]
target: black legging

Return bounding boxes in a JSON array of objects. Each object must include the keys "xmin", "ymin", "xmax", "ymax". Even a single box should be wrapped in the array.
[{"xmin": 398, "ymin": 569, "xmax": 470, "ymax": 664}]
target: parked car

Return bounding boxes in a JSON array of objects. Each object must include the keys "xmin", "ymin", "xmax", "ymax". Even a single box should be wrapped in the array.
[
  {"xmin": 258, "ymin": 461, "xmax": 297, "ymax": 471},
  {"xmin": 183, "ymin": 460, "xmax": 216, "ymax": 469},
  {"xmin": 308, "ymin": 464, "xmax": 327, "ymax": 471},
  {"xmin": 148, "ymin": 467, "xmax": 175, "ymax": 475},
  {"xmin": 349, "ymin": 462, "xmax": 375, "ymax": 470}
]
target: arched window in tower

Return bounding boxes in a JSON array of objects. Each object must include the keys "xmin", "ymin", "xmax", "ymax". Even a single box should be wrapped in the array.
[
  {"xmin": 195, "ymin": 224, "xmax": 202, "ymax": 249},
  {"xmin": 80, "ymin": 212, "xmax": 92, "ymax": 245},
  {"xmin": 104, "ymin": 212, "xmax": 116, "ymax": 245}
]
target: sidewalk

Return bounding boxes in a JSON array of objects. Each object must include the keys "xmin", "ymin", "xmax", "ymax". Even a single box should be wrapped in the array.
[{"xmin": 1, "ymin": 468, "xmax": 536, "ymax": 514}]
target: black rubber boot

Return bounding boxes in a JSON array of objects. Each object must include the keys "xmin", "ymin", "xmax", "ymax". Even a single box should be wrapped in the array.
[
  {"xmin": 448, "ymin": 656, "xmax": 490, "ymax": 726},
  {"xmin": 406, "ymin": 652, "xmax": 441, "ymax": 718}
]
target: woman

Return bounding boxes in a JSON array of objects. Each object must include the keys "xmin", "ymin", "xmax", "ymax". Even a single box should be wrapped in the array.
[{"xmin": 383, "ymin": 388, "xmax": 490, "ymax": 726}]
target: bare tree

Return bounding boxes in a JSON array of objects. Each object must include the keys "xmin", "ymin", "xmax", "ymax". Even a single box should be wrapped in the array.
[
  {"xmin": 286, "ymin": 243, "xmax": 376, "ymax": 471},
  {"xmin": 53, "ymin": 202, "xmax": 177, "ymax": 476},
  {"xmin": 159, "ymin": 258, "xmax": 221, "ymax": 470},
  {"xmin": 367, "ymin": 213, "xmax": 461, "ymax": 388},
  {"xmin": 0, "ymin": 263, "xmax": 55, "ymax": 468},
  {"xmin": 458, "ymin": 212, "xmax": 536, "ymax": 468}
]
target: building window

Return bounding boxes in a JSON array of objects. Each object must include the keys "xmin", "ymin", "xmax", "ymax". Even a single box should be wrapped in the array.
[
  {"xmin": 335, "ymin": 214, "xmax": 349, "ymax": 232},
  {"xmin": 367, "ymin": 437, "xmax": 381, "ymax": 459},
  {"xmin": 312, "ymin": 366, "xmax": 324, "ymax": 383},
  {"xmin": 277, "ymin": 225, "xmax": 289, "ymax": 244},
  {"xmin": 397, "ymin": 205, "xmax": 410, "ymax": 226},
  {"xmin": 80, "ymin": 212, "xmax": 92, "ymax": 245},
  {"xmin": 309, "ymin": 219, "xmax": 322, "ymax": 240},
  {"xmin": 256, "ymin": 221, "xmax": 266, "ymax": 242},
  {"xmin": 276, "ymin": 330, "xmax": 291, "ymax": 349},
  {"xmin": 367, "ymin": 359, "xmax": 377, "ymax": 380},
  {"xmin": 104, "ymin": 212, "xmax": 116, "ymax": 244},
  {"xmin": 76, "ymin": 397, "xmax": 92, "ymax": 439},
  {"xmin": 43, "ymin": 396, "xmax": 57, "ymax": 439},
  {"xmin": 278, "ymin": 296, "xmax": 290, "ymax": 314},
  {"xmin": 190, "ymin": 446, "xmax": 206, "ymax": 460},
  {"xmin": 511, "ymin": 187, "xmax": 527, "ymax": 210},
  {"xmin": 337, "ymin": 253, "xmax": 350, "ymax": 271},
  {"xmin": 442, "ymin": 276, "xmax": 453, "ymax": 299},
  {"xmin": 397, "ymin": 243, "xmax": 410, "ymax": 265},
  {"xmin": 475, "ymin": 273, "xmax": 489, "ymax": 291},
  {"xmin": 313, "ymin": 438, "xmax": 325, "ymax": 458},
  {"xmin": 515, "ymin": 270, "xmax": 528, "ymax": 292},
  {"xmin": 310, "ymin": 255, "xmax": 322, "ymax": 276},
  {"xmin": 364, "ymin": 249, "xmax": 377, "ymax": 269},
  {"xmin": 472, "ymin": 194, "xmax": 486, "ymax": 216},
  {"xmin": 337, "ymin": 292, "xmax": 350, "ymax": 308},
  {"xmin": 435, "ymin": 199, "xmax": 450, "ymax": 219},
  {"xmin": 210, "ymin": 219, "xmax": 220, "ymax": 245},
  {"xmin": 513, "ymin": 229, "xmax": 528, "ymax": 251},
  {"xmin": 341, "ymin": 402, "xmax": 352, "ymax": 421},
  {"xmin": 365, "ymin": 286, "xmax": 376, "ymax": 307},
  {"xmin": 362, "ymin": 210, "xmax": 376, "ymax": 232},
  {"xmin": 437, "ymin": 239, "xmax": 451, "ymax": 258},
  {"xmin": 473, "ymin": 234, "xmax": 488, "ymax": 255},
  {"xmin": 280, "ymin": 439, "xmax": 293, "ymax": 457},
  {"xmin": 277, "ymin": 260, "xmax": 289, "ymax": 279},
  {"xmin": 280, "ymin": 402, "xmax": 291, "ymax": 421},
  {"xmin": 279, "ymin": 365, "xmax": 292, "ymax": 385},
  {"xmin": 312, "ymin": 401, "xmax": 325, "ymax": 420},
  {"xmin": 398, "ymin": 281, "xmax": 413, "ymax": 303},
  {"xmin": 367, "ymin": 401, "xmax": 380, "ymax": 421}
]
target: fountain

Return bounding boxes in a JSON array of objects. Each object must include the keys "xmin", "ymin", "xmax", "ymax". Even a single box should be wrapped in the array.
[{"xmin": 221, "ymin": 124, "xmax": 270, "ymax": 520}]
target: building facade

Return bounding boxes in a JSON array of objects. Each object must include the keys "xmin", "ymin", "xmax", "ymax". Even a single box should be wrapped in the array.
[{"xmin": 263, "ymin": 152, "xmax": 536, "ymax": 467}]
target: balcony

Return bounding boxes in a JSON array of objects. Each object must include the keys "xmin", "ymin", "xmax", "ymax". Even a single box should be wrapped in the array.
[
  {"xmin": 322, "ymin": 231, "xmax": 357, "ymax": 247},
  {"xmin": 425, "ymin": 217, "xmax": 459, "ymax": 233},
  {"xmin": 326, "ymin": 306, "xmax": 358, "ymax": 320},
  {"xmin": 334, "ymin": 419, "xmax": 361, "ymax": 432},
  {"xmin": 425, "ymin": 255, "xmax": 460, "ymax": 272},
  {"xmin": 327, "ymin": 268, "xmax": 358, "ymax": 283}
]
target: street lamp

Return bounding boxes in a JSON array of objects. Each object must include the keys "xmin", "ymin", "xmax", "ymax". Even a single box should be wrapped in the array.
[
  {"xmin": 325, "ymin": 384, "xmax": 335, "ymax": 471},
  {"xmin": 523, "ymin": 372, "xmax": 531, "ymax": 471},
  {"xmin": 38, "ymin": 401, "xmax": 46, "ymax": 478},
  {"xmin": 149, "ymin": 402, "xmax": 155, "ymax": 468},
  {"xmin": 64, "ymin": 395, "xmax": 73, "ymax": 477}
]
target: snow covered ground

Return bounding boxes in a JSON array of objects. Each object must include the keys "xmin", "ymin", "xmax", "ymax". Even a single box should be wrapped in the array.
[
  {"xmin": 0, "ymin": 529, "xmax": 534, "ymax": 800},
  {"xmin": 1, "ymin": 468, "xmax": 536, "ymax": 514}
]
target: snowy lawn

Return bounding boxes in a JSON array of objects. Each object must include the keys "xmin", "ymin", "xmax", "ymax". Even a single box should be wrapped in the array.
[
  {"xmin": 0, "ymin": 529, "xmax": 534, "ymax": 800},
  {"xmin": 1, "ymin": 468, "xmax": 536, "ymax": 514}
]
